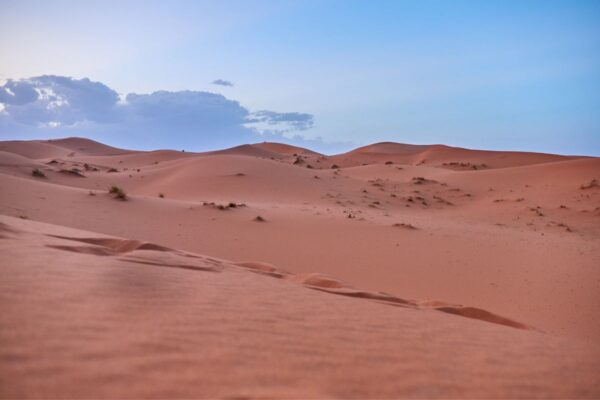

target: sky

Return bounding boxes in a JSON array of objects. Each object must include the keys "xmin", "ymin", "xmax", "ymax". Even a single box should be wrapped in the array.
[{"xmin": 0, "ymin": 0, "xmax": 599, "ymax": 155}]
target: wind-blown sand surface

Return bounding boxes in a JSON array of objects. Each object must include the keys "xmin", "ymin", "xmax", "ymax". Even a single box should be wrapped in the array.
[{"xmin": 1, "ymin": 137, "xmax": 599, "ymax": 398}]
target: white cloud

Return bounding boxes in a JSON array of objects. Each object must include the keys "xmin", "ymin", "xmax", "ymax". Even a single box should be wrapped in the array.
[{"xmin": 0, "ymin": 75, "xmax": 352, "ymax": 152}]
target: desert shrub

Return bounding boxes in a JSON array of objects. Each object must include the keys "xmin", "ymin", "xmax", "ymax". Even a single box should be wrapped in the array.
[
  {"xmin": 109, "ymin": 185, "xmax": 127, "ymax": 200},
  {"xmin": 59, "ymin": 168, "xmax": 85, "ymax": 177},
  {"xmin": 202, "ymin": 201, "xmax": 246, "ymax": 210},
  {"xmin": 393, "ymin": 222, "xmax": 417, "ymax": 230},
  {"xmin": 32, "ymin": 168, "xmax": 46, "ymax": 178},
  {"xmin": 254, "ymin": 215, "xmax": 266, "ymax": 222}
]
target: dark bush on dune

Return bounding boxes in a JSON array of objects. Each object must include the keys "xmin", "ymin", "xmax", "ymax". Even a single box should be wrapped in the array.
[
  {"xmin": 32, "ymin": 168, "xmax": 46, "ymax": 178},
  {"xmin": 109, "ymin": 185, "xmax": 127, "ymax": 200}
]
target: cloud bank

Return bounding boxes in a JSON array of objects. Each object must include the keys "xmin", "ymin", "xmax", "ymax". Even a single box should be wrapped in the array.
[{"xmin": 0, "ymin": 75, "xmax": 349, "ymax": 152}]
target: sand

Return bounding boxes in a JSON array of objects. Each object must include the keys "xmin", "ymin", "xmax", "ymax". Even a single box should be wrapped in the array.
[{"xmin": 1, "ymin": 137, "xmax": 599, "ymax": 398}]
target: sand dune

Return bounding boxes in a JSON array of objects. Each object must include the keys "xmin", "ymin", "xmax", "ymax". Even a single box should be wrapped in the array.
[
  {"xmin": 1, "ymin": 137, "xmax": 599, "ymax": 397},
  {"xmin": 327, "ymin": 141, "xmax": 583, "ymax": 169},
  {"xmin": 0, "ymin": 137, "xmax": 132, "ymax": 159},
  {"xmin": 1, "ymin": 215, "xmax": 600, "ymax": 398},
  {"xmin": 252, "ymin": 141, "xmax": 322, "ymax": 155},
  {"xmin": 44, "ymin": 137, "xmax": 135, "ymax": 156}
]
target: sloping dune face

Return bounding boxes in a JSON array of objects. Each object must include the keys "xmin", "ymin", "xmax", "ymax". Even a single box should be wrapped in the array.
[
  {"xmin": 251, "ymin": 141, "xmax": 322, "ymax": 155},
  {"xmin": 0, "ymin": 137, "xmax": 134, "ymax": 159},
  {"xmin": 1, "ymin": 137, "xmax": 600, "ymax": 397},
  {"xmin": 328, "ymin": 141, "xmax": 583, "ymax": 169},
  {"xmin": 1, "ymin": 216, "xmax": 600, "ymax": 399}
]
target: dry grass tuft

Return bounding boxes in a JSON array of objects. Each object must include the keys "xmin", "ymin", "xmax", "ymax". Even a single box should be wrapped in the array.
[
  {"xmin": 109, "ymin": 185, "xmax": 127, "ymax": 201},
  {"xmin": 31, "ymin": 168, "xmax": 46, "ymax": 178}
]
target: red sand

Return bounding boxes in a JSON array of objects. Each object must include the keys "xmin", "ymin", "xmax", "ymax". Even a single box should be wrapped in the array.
[{"xmin": 1, "ymin": 137, "xmax": 599, "ymax": 398}]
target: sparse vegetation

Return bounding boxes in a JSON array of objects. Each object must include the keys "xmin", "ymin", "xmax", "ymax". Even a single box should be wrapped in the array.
[
  {"xmin": 433, "ymin": 195, "xmax": 454, "ymax": 206},
  {"xmin": 159, "ymin": 193, "xmax": 165, "ymax": 198},
  {"xmin": 405, "ymin": 195, "xmax": 428, "ymax": 206},
  {"xmin": 84, "ymin": 163, "xmax": 91, "ymax": 171},
  {"xmin": 254, "ymin": 215, "xmax": 266, "ymax": 222},
  {"xmin": 529, "ymin": 206, "xmax": 544, "ymax": 217},
  {"xmin": 442, "ymin": 162, "xmax": 488, "ymax": 170},
  {"xmin": 109, "ymin": 185, "xmax": 127, "ymax": 200},
  {"xmin": 59, "ymin": 168, "xmax": 86, "ymax": 177},
  {"xmin": 385, "ymin": 161, "xmax": 394, "ymax": 165},
  {"xmin": 392, "ymin": 222, "xmax": 417, "ymax": 230},
  {"xmin": 32, "ymin": 168, "xmax": 46, "ymax": 178},
  {"xmin": 369, "ymin": 179, "xmax": 384, "ymax": 187},
  {"xmin": 412, "ymin": 176, "xmax": 437, "ymax": 185},
  {"xmin": 331, "ymin": 164, "xmax": 340, "ymax": 169},
  {"xmin": 202, "ymin": 201, "xmax": 246, "ymax": 210},
  {"xmin": 107, "ymin": 168, "xmax": 119, "ymax": 173}
]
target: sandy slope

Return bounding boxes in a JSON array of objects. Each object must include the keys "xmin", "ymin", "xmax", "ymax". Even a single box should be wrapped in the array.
[
  {"xmin": 1, "ymin": 215, "xmax": 599, "ymax": 399},
  {"xmin": 1, "ymin": 137, "xmax": 599, "ymax": 397},
  {"xmin": 328, "ymin": 142, "xmax": 584, "ymax": 169}
]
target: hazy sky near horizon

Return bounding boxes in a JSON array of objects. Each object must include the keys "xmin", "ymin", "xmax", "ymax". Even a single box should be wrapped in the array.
[{"xmin": 1, "ymin": 0, "xmax": 599, "ymax": 155}]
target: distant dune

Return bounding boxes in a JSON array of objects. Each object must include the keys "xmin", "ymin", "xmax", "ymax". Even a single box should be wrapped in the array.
[{"xmin": 1, "ymin": 137, "xmax": 599, "ymax": 398}]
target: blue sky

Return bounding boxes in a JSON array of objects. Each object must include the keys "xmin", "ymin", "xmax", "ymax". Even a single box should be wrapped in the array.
[{"xmin": 0, "ymin": 0, "xmax": 599, "ymax": 155}]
